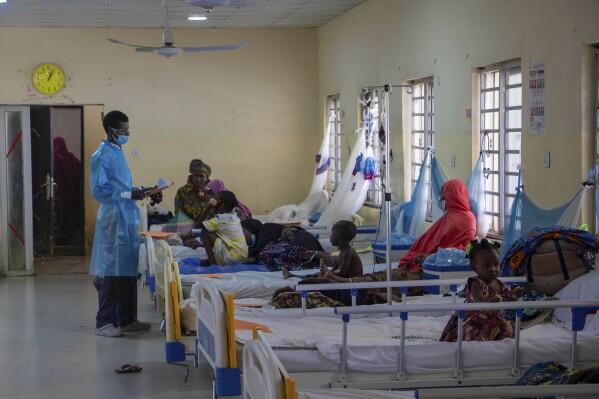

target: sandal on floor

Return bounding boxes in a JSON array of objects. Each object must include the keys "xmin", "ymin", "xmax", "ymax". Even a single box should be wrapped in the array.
[{"xmin": 115, "ymin": 364, "xmax": 143, "ymax": 374}]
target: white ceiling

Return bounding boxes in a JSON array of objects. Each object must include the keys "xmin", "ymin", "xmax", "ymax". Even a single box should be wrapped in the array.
[{"xmin": 0, "ymin": 0, "xmax": 366, "ymax": 29}]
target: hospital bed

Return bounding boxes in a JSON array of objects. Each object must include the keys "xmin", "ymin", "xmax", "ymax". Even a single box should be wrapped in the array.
[
  {"xmin": 153, "ymin": 240, "xmax": 198, "ymax": 382},
  {"xmin": 195, "ymin": 277, "xmax": 545, "ymax": 397},
  {"xmin": 243, "ymin": 300, "xmax": 599, "ymax": 399},
  {"xmin": 244, "ymin": 328, "xmax": 599, "ymax": 399}
]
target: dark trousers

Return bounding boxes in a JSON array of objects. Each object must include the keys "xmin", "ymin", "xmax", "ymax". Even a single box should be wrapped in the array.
[{"xmin": 95, "ymin": 276, "xmax": 137, "ymax": 328}]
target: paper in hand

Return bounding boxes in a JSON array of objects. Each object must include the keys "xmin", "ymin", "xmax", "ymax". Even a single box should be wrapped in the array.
[{"xmin": 146, "ymin": 178, "xmax": 174, "ymax": 195}]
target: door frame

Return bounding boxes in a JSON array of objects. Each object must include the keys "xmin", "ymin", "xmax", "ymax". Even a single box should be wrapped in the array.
[{"xmin": 0, "ymin": 106, "xmax": 33, "ymax": 276}]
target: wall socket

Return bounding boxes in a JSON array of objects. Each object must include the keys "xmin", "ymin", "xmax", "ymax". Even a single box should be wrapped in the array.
[{"xmin": 544, "ymin": 151, "xmax": 550, "ymax": 168}]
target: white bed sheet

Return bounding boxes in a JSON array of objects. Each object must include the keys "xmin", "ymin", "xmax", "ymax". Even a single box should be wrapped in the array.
[
  {"xmin": 235, "ymin": 315, "xmax": 599, "ymax": 373},
  {"xmin": 186, "ymin": 258, "xmax": 387, "ymax": 300}
]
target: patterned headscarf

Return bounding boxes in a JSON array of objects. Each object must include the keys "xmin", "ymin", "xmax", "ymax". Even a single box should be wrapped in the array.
[{"xmin": 189, "ymin": 159, "xmax": 211, "ymax": 177}]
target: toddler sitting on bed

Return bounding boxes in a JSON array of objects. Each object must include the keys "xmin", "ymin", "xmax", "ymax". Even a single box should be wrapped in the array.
[
  {"xmin": 440, "ymin": 239, "xmax": 523, "ymax": 342},
  {"xmin": 282, "ymin": 220, "xmax": 363, "ymax": 281},
  {"xmin": 200, "ymin": 191, "xmax": 248, "ymax": 266}
]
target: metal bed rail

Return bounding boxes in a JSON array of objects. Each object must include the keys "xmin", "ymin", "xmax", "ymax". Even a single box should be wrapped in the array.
[
  {"xmin": 294, "ymin": 276, "xmax": 527, "ymax": 317},
  {"xmin": 333, "ymin": 299, "xmax": 599, "ymax": 388}
]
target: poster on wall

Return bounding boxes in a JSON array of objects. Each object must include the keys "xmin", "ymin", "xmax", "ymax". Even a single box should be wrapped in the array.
[{"xmin": 529, "ymin": 61, "xmax": 545, "ymax": 136}]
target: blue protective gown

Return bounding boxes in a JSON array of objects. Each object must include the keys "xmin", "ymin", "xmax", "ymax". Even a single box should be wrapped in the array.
[{"xmin": 89, "ymin": 141, "xmax": 140, "ymax": 276}]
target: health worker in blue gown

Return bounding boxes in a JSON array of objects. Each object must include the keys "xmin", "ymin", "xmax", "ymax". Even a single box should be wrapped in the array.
[{"xmin": 89, "ymin": 110, "xmax": 151, "ymax": 337}]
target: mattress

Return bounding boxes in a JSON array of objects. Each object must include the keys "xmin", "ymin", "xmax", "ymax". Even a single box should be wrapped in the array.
[
  {"xmin": 186, "ymin": 255, "xmax": 387, "ymax": 300},
  {"xmin": 235, "ymin": 315, "xmax": 599, "ymax": 373}
]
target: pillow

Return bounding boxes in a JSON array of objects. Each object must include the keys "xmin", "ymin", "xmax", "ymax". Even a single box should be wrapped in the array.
[{"xmin": 553, "ymin": 271, "xmax": 599, "ymax": 332}]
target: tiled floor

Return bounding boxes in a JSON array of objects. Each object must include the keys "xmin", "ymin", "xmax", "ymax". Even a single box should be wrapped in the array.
[{"xmin": 0, "ymin": 274, "xmax": 216, "ymax": 398}]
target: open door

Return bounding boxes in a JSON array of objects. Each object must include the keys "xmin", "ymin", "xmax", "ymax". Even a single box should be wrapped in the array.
[{"xmin": 31, "ymin": 106, "xmax": 84, "ymax": 257}]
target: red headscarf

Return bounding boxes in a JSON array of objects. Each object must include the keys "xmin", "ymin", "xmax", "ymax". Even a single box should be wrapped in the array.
[{"xmin": 398, "ymin": 179, "xmax": 476, "ymax": 271}]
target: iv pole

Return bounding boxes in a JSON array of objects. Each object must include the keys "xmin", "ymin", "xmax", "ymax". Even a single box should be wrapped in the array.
[{"xmin": 360, "ymin": 84, "xmax": 413, "ymax": 305}]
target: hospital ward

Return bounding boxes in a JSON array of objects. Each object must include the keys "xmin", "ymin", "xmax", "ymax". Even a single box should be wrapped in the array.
[{"xmin": 2, "ymin": 1, "xmax": 599, "ymax": 398}]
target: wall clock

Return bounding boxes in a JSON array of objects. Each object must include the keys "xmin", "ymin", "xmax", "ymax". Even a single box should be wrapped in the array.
[{"xmin": 32, "ymin": 63, "xmax": 65, "ymax": 95}]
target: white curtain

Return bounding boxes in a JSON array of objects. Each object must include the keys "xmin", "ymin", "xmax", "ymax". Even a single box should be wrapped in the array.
[
  {"xmin": 315, "ymin": 129, "xmax": 371, "ymax": 229},
  {"xmin": 263, "ymin": 114, "xmax": 333, "ymax": 224}
]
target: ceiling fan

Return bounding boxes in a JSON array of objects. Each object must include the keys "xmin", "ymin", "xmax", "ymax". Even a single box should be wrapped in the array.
[
  {"xmin": 107, "ymin": 0, "xmax": 250, "ymax": 58},
  {"xmin": 185, "ymin": 0, "xmax": 253, "ymax": 14}
]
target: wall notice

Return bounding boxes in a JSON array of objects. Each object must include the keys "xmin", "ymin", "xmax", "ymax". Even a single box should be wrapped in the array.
[{"xmin": 529, "ymin": 61, "xmax": 545, "ymax": 136}]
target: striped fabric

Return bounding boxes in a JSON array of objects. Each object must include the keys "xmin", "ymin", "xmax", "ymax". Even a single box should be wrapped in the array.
[{"xmin": 203, "ymin": 213, "xmax": 248, "ymax": 265}]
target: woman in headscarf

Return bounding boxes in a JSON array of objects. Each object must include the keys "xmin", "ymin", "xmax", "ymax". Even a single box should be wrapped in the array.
[
  {"xmin": 53, "ymin": 136, "xmax": 82, "ymax": 244},
  {"xmin": 206, "ymin": 179, "xmax": 252, "ymax": 220},
  {"xmin": 174, "ymin": 159, "xmax": 212, "ymax": 221},
  {"xmin": 319, "ymin": 179, "xmax": 476, "ymax": 298},
  {"xmin": 398, "ymin": 179, "xmax": 476, "ymax": 271},
  {"xmin": 241, "ymin": 218, "xmax": 330, "ymax": 271}
]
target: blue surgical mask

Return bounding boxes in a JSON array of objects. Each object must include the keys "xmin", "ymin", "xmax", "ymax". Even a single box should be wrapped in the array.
[
  {"xmin": 110, "ymin": 127, "xmax": 129, "ymax": 146},
  {"xmin": 116, "ymin": 135, "xmax": 129, "ymax": 145},
  {"xmin": 437, "ymin": 198, "xmax": 446, "ymax": 211}
]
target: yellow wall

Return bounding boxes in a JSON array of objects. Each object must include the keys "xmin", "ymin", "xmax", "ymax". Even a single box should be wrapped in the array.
[
  {"xmin": 318, "ymin": 0, "xmax": 599, "ymax": 226},
  {"xmin": 0, "ymin": 27, "xmax": 319, "ymax": 231}
]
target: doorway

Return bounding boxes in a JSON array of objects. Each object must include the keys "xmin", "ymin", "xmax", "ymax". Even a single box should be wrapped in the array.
[{"xmin": 31, "ymin": 106, "xmax": 85, "ymax": 257}]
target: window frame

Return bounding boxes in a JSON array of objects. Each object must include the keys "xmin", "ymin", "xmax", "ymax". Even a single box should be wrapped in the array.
[
  {"xmin": 327, "ymin": 94, "xmax": 342, "ymax": 194},
  {"xmin": 410, "ymin": 78, "xmax": 435, "ymax": 219},
  {"xmin": 360, "ymin": 90, "xmax": 383, "ymax": 207},
  {"xmin": 479, "ymin": 60, "xmax": 522, "ymax": 236}
]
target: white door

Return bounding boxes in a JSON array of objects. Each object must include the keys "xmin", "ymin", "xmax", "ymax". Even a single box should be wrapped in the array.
[{"xmin": 0, "ymin": 106, "xmax": 33, "ymax": 275}]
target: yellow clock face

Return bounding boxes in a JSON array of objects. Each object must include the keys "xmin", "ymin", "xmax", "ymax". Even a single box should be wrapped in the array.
[{"xmin": 32, "ymin": 63, "xmax": 65, "ymax": 95}]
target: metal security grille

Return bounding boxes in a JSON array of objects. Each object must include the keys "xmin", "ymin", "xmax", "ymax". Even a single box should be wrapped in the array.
[
  {"xmin": 411, "ymin": 79, "xmax": 435, "ymax": 218},
  {"xmin": 480, "ymin": 63, "xmax": 522, "ymax": 234},
  {"xmin": 327, "ymin": 95, "xmax": 341, "ymax": 193}
]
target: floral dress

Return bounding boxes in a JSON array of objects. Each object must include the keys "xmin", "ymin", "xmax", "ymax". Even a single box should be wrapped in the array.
[
  {"xmin": 174, "ymin": 183, "xmax": 209, "ymax": 221},
  {"xmin": 440, "ymin": 276, "xmax": 515, "ymax": 342}
]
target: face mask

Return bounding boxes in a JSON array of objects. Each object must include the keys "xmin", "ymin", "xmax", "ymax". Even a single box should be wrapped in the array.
[
  {"xmin": 437, "ymin": 198, "xmax": 446, "ymax": 211},
  {"xmin": 115, "ymin": 135, "xmax": 129, "ymax": 145},
  {"xmin": 110, "ymin": 128, "xmax": 129, "ymax": 146}
]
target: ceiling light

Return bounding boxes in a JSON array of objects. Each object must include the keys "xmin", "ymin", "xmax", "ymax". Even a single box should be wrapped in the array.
[
  {"xmin": 188, "ymin": 15, "xmax": 207, "ymax": 21},
  {"xmin": 0, "ymin": 1, "xmax": 8, "ymax": 4}
]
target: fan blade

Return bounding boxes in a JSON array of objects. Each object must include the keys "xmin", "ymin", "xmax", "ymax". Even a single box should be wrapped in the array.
[
  {"xmin": 135, "ymin": 47, "xmax": 158, "ymax": 53},
  {"xmin": 108, "ymin": 38, "xmax": 149, "ymax": 48},
  {"xmin": 182, "ymin": 41, "xmax": 250, "ymax": 52}
]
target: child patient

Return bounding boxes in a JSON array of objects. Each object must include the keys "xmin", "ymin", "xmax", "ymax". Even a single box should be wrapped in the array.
[
  {"xmin": 282, "ymin": 220, "xmax": 363, "ymax": 281},
  {"xmin": 440, "ymin": 238, "xmax": 523, "ymax": 342},
  {"xmin": 200, "ymin": 191, "xmax": 248, "ymax": 266}
]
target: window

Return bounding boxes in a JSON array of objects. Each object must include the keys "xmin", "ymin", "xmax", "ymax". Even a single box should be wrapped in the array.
[
  {"xmin": 327, "ymin": 95, "xmax": 342, "ymax": 193},
  {"xmin": 480, "ymin": 62, "xmax": 522, "ymax": 234},
  {"xmin": 411, "ymin": 79, "xmax": 435, "ymax": 218},
  {"xmin": 360, "ymin": 90, "xmax": 383, "ymax": 205}
]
